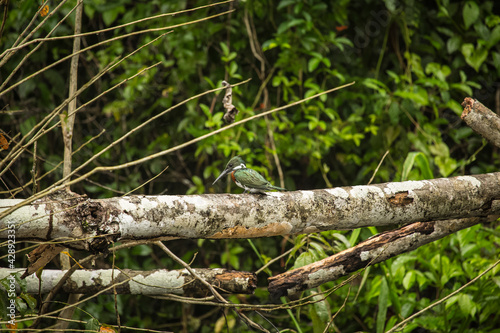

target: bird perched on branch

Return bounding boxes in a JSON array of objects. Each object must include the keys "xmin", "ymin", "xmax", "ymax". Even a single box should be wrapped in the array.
[{"xmin": 213, "ymin": 156, "xmax": 287, "ymax": 194}]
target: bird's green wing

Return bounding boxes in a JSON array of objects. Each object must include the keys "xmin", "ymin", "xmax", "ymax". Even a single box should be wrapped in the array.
[{"xmin": 236, "ymin": 169, "xmax": 272, "ymax": 189}]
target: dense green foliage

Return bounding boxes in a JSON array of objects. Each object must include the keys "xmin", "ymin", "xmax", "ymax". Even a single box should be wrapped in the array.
[{"xmin": 1, "ymin": 0, "xmax": 500, "ymax": 332}]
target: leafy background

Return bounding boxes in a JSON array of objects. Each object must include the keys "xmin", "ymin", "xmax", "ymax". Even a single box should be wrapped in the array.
[{"xmin": 1, "ymin": 0, "xmax": 500, "ymax": 332}]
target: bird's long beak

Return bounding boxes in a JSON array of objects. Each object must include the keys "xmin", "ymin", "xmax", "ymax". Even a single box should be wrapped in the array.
[{"xmin": 213, "ymin": 168, "xmax": 230, "ymax": 185}]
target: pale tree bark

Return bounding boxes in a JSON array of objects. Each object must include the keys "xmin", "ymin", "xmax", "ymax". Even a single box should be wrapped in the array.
[
  {"xmin": 1, "ymin": 268, "xmax": 256, "ymax": 296},
  {"xmin": 1, "ymin": 173, "xmax": 499, "ymax": 251}
]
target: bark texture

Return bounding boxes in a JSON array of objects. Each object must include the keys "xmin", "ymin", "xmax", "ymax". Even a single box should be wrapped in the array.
[
  {"xmin": 461, "ymin": 98, "xmax": 500, "ymax": 148},
  {"xmin": 1, "ymin": 173, "xmax": 500, "ymax": 251},
  {"xmin": 3, "ymin": 268, "xmax": 256, "ymax": 296},
  {"xmin": 268, "ymin": 216, "xmax": 491, "ymax": 298}
]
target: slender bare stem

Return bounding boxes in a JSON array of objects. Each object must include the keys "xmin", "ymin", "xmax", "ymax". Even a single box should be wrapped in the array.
[
  {"xmin": 0, "ymin": 9, "xmax": 234, "ymax": 97},
  {"xmin": 62, "ymin": 1, "xmax": 83, "ymax": 186},
  {"xmin": 0, "ymin": 0, "xmax": 233, "ymax": 58}
]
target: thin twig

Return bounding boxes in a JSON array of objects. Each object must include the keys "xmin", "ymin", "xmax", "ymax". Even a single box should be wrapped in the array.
[
  {"xmin": 122, "ymin": 166, "xmax": 169, "ymax": 197},
  {"xmin": 0, "ymin": 0, "xmax": 234, "ymax": 57},
  {"xmin": 2, "ymin": 0, "xmax": 49, "ymax": 53},
  {"xmin": 155, "ymin": 241, "xmax": 269, "ymax": 332},
  {"xmin": 0, "ymin": 0, "xmax": 9, "ymax": 41},
  {"xmin": 0, "ymin": 9, "xmax": 235, "ymax": 97},
  {"xmin": 0, "ymin": 129, "xmax": 106, "ymax": 197},
  {"xmin": 0, "ymin": 61, "xmax": 116, "ymax": 176},
  {"xmin": 255, "ymin": 247, "xmax": 293, "ymax": 275},
  {"xmin": 367, "ymin": 149, "xmax": 390, "ymax": 185},
  {"xmin": 323, "ymin": 285, "xmax": 351, "ymax": 333},
  {"xmin": 31, "ymin": 141, "xmax": 37, "ymax": 194},
  {"xmin": 0, "ymin": 0, "xmax": 76, "ymax": 87},
  {"xmin": 386, "ymin": 258, "xmax": 500, "ymax": 333},
  {"xmin": 0, "ymin": 31, "xmax": 168, "ymax": 177}
]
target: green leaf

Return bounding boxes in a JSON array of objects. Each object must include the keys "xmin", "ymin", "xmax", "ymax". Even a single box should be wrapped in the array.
[
  {"xmin": 18, "ymin": 79, "xmax": 36, "ymax": 100},
  {"xmin": 450, "ymin": 83, "xmax": 473, "ymax": 96},
  {"xmin": 262, "ymin": 39, "xmax": 278, "ymax": 51},
  {"xmin": 487, "ymin": 26, "xmax": 500, "ymax": 49},
  {"xmin": 293, "ymin": 251, "xmax": 314, "ymax": 269},
  {"xmin": 221, "ymin": 52, "xmax": 237, "ymax": 63},
  {"xmin": 85, "ymin": 318, "xmax": 101, "ymax": 331},
  {"xmin": 277, "ymin": 18, "xmax": 304, "ymax": 34},
  {"xmin": 376, "ymin": 277, "xmax": 389, "ymax": 333},
  {"xmin": 414, "ymin": 153, "xmax": 434, "ymax": 179},
  {"xmin": 308, "ymin": 57, "xmax": 321, "ymax": 72},
  {"xmin": 331, "ymin": 233, "xmax": 351, "ymax": 248},
  {"xmin": 362, "ymin": 78, "xmax": 389, "ymax": 94},
  {"xmin": 310, "ymin": 304, "xmax": 325, "ymax": 333},
  {"xmin": 486, "ymin": 14, "xmax": 500, "ymax": 27},
  {"xmin": 463, "ymin": 1, "xmax": 480, "ymax": 29},
  {"xmin": 20, "ymin": 293, "xmax": 37, "ymax": 310},
  {"xmin": 446, "ymin": 294, "xmax": 460, "ymax": 309},
  {"xmin": 220, "ymin": 42, "xmax": 230, "ymax": 56},
  {"xmin": 349, "ymin": 228, "xmax": 361, "ymax": 246},
  {"xmin": 445, "ymin": 99, "xmax": 464, "ymax": 115},
  {"xmin": 322, "ymin": 57, "xmax": 331, "ymax": 68},
  {"xmin": 435, "ymin": 156, "xmax": 457, "ymax": 177},
  {"xmin": 458, "ymin": 294, "xmax": 477, "ymax": 317},
  {"xmin": 394, "ymin": 90, "xmax": 429, "ymax": 106},
  {"xmin": 277, "ymin": 0, "xmax": 296, "ymax": 10},
  {"xmin": 310, "ymin": 290, "xmax": 330, "ymax": 332},
  {"xmin": 309, "ymin": 242, "xmax": 327, "ymax": 259},
  {"xmin": 402, "ymin": 152, "xmax": 433, "ymax": 181},
  {"xmin": 229, "ymin": 254, "xmax": 240, "ymax": 270},
  {"xmin": 461, "ymin": 43, "xmax": 488, "ymax": 71},
  {"xmin": 402, "ymin": 271, "xmax": 416, "ymax": 290},
  {"xmin": 102, "ymin": 6, "xmax": 124, "ymax": 26},
  {"xmin": 130, "ymin": 244, "xmax": 152, "ymax": 256},
  {"xmin": 429, "ymin": 141, "xmax": 449, "ymax": 157},
  {"xmin": 84, "ymin": 5, "xmax": 95, "ymax": 19}
]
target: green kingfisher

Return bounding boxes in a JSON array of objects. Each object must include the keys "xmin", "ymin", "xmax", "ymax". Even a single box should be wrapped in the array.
[{"xmin": 213, "ymin": 156, "xmax": 287, "ymax": 194}]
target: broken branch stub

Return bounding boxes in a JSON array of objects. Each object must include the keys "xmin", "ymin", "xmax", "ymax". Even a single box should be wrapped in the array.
[
  {"xmin": 222, "ymin": 80, "xmax": 239, "ymax": 123},
  {"xmin": 461, "ymin": 98, "xmax": 500, "ymax": 148}
]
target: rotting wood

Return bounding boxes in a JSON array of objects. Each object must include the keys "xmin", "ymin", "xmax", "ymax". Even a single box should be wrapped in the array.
[{"xmin": 268, "ymin": 216, "xmax": 493, "ymax": 298}]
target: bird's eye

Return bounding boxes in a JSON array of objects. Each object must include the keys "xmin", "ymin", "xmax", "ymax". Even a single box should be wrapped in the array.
[{"xmin": 228, "ymin": 163, "xmax": 233, "ymax": 167}]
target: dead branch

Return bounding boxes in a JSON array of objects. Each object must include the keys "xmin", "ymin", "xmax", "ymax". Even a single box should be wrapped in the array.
[
  {"xmin": 3, "ymin": 268, "xmax": 256, "ymax": 296},
  {"xmin": 461, "ymin": 98, "xmax": 500, "ymax": 148},
  {"xmin": 222, "ymin": 80, "xmax": 239, "ymax": 123},
  {"xmin": 268, "ymin": 216, "xmax": 493, "ymax": 298}
]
